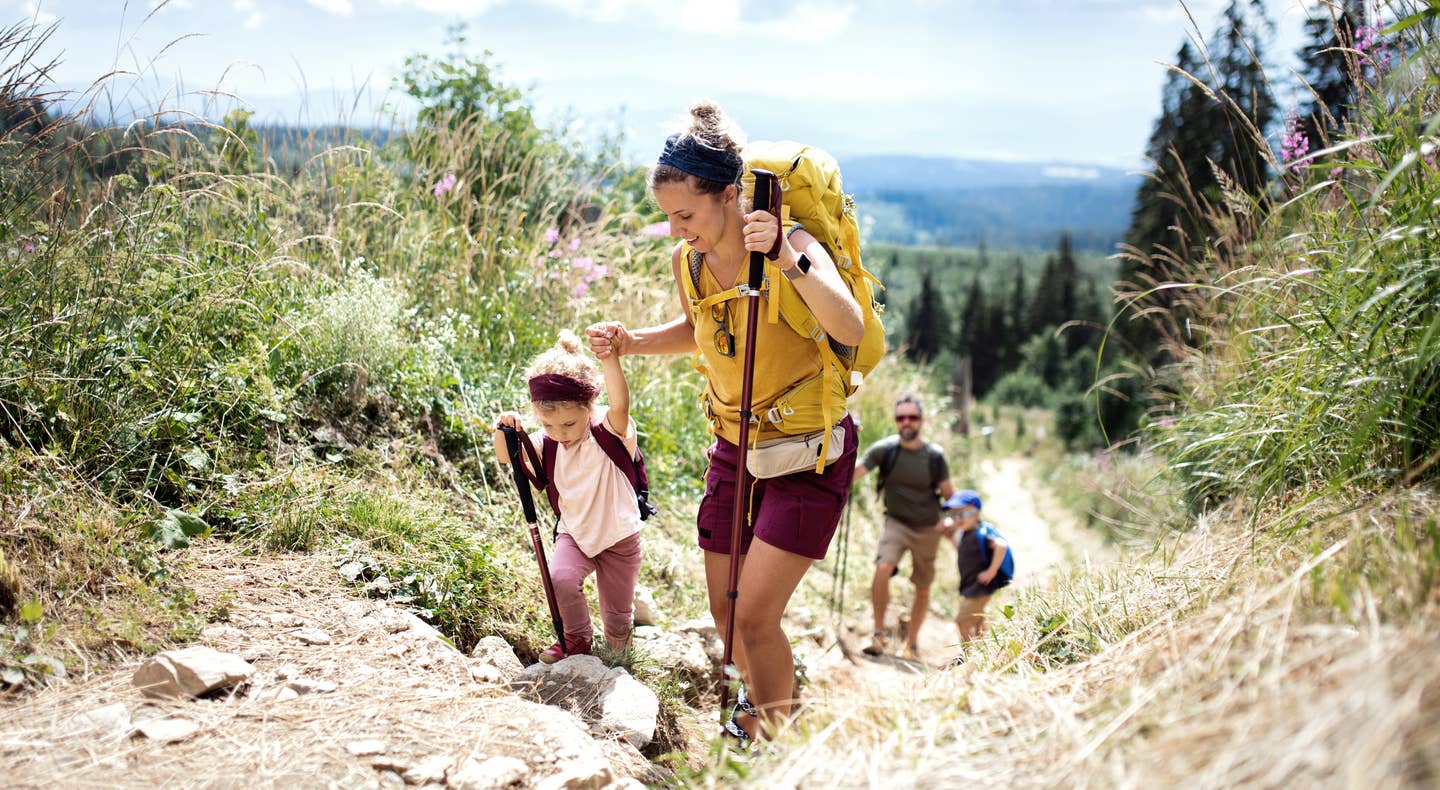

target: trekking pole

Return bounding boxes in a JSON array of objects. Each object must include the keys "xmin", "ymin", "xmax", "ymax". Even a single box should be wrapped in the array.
[
  {"xmin": 719, "ymin": 168, "xmax": 777, "ymax": 724},
  {"xmin": 830, "ymin": 493, "xmax": 858, "ymax": 664},
  {"xmin": 501, "ymin": 426, "xmax": 566, "ymax": 659}
]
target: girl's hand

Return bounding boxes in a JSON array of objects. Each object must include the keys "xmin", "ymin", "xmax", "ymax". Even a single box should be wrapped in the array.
[
  {"xmin": 978, "ymin": 569, "xmax": 996, "ymax": 585},
  {"xmin": 495, "ymin": 411, "xmax": 523, "ymax": 430},
  {"xmin": 742, "ymin": 209, "xmax": 783, "ymax": 259},
  {"xmin": 586, "ymin": 321, "xmax": 630, "ymax": 358}
]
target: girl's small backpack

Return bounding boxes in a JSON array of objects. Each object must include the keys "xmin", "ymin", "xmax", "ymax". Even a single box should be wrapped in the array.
[{"xmin": 536, "ymin": 424, "xmax": 657, "ymax": 522}]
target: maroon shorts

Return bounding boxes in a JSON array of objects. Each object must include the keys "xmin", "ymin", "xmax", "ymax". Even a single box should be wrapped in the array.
[{"xmin": 696, "ymin": 414, "xmax": 858, "ymax": 560}]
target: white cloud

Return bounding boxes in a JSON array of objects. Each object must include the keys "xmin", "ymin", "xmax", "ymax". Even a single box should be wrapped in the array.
[
  {"xmin": 379, "ymin": 0, "xmax": 503, "ymax": 13},
  {"xmin": 233, "ymin": 0, "xmax": 264, "ymax": 29},
  {"xmin": 306, "ymin": 0, "xmax": 354, "ymax": 14},
  {"xmin": 382, "ymin": 0, "xmax": 853, "ymax": 40},
  {"xmin": 1141, "ymin": 0, "xmax": 1227, "ymax": 28},
  {"xmin": 1042, "ymin": 166, "xmax": 1101, "ymax": 180},
  {"xmin": 754, "ymin": 2, "xmax": 855, "ymax": 41},
  {"xmin": 20, "ymin": 1, "xmax": 59, "ymax": 26}
]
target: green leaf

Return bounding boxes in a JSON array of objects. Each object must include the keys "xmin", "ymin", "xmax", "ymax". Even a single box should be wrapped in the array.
[
  {"xmin": 180, "ymin": 447, "xmax": 209, "ymax": 470},
  {"xmin": 258, "ymin": 408, "xmax": 288, "ymax": 423},
  {"xmin": 19, "ymin": 600, "xmax": 42, "ymax": 624},
  {"xmin": 1382, "ymin": 9, "xmax": 1439, "ymax": 35},
  {"xmin": 145, "ymin": 509, "xmax": 211, "ymax": 549}
]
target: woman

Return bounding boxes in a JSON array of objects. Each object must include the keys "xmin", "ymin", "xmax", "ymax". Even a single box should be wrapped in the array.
[{"xmin": 586, "ymin": 100, "xmax": 862, "ymax": 743}]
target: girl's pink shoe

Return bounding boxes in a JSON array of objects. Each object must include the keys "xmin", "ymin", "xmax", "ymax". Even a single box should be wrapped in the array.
[{"xmin": 538, "ymin": 636, "xmax": 592, "ymax": 664}]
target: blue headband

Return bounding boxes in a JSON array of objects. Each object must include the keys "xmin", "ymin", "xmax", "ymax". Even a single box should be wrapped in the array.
[{"xmin": 657, "ymin": 133, "xmax": 744, "ymax": 185}]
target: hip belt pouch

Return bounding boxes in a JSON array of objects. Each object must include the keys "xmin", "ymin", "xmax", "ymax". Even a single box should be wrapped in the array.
[{"xmin": 745, "ymin": 424, "xmax": 846, "ymax": 479}]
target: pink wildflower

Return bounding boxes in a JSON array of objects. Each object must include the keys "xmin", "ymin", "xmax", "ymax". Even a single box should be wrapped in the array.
[
  {"xmin": 544, "ymin": 227, "xmax": 560, "ymax": 245},
  {"xmin": 567, "ymin": 238, "xmax": 581, "ymax": 252},
  {"xmin": 1281, "ymin": 113, "xmax": 1313, "ymax": 174},
  {"xmin": 570, "ymin": 256, "xmax": 608, "ymax": 298},
  {"xmin": 23, "ymin": 244, "xmax": 35, "ymax": 253},
  {"xmin": 640, "ymin": 221, "xmax": 670, "ymax": 239},
  {"xmin": 431, "ymin": 172, "xmax": 457, "ymax": 197},
  {"xmin": 1355, "ymin": 25, "xmax": 1374, "ymax": 54}
]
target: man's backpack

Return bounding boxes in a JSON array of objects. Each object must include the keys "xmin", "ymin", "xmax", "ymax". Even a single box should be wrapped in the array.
[
  {"xmin": 975, "ymin": 522, "xmax": 1015, "ymax": 581},
  {"xmin": 875, "ymin": 439, "xmax": 946, "ymax": 495},
  {"xmin": 681, "ymin": 140, "xmax": 886, "ymax": 473},
  {"xmin": 519, "ymin": 424, "xmax": 658, "ymax": 523}
]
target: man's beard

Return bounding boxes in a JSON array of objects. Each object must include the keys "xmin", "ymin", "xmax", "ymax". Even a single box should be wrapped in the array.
[{"xmin": 899, "ymin": 425, "xmax": 919, "ymax": 441}]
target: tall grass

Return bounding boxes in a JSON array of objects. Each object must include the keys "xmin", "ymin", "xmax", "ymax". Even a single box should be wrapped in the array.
[
  {"xmin": 1119, "ymin": 8, "xmax": 1439, "ymax": 514},
  {"xmin": 0, "ymin": 16, "xmax": 698, "ymax": 682}
]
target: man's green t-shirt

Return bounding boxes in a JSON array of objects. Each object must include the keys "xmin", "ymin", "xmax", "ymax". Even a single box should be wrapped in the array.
[{"xmin": 861, "ymin": 437, "xmax": 948, "ymax": 528}]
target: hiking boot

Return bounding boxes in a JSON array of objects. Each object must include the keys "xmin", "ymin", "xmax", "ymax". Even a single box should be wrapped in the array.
[
  {"xmin": 538, "ymin": 636, "xmax": 592, "ymax": 664},
  {"xmin": 901, "ymin": 642, "xmax": 921, "ymax": 661},
  {"xmin": 861, "ymin": 631, "xmax": 887, "ymax": 657}
]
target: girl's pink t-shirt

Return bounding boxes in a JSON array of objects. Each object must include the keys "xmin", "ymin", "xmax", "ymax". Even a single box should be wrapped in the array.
[{"xmin": 545, "ymin": 408, "xmax": 642, "ymax": 558}]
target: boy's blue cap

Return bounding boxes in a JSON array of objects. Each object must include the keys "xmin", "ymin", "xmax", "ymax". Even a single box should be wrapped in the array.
[{"xmin": 944, "ymin": 490, "xmax": 982, "ymax": 511}]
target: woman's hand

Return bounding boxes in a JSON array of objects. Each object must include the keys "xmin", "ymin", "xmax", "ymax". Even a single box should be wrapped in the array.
[
  {"xmin": 742, "ymin": 209, "xmax": 784, "ymax": 260},
  {"xmin": 586, "ymin": 321, "xmax": 631, "ymax": 358}
]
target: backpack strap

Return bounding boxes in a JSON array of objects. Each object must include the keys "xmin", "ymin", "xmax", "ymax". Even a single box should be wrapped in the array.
[
  {"xmin": 875, "ymin": 438, "xmax": 903, "ymax": 494},
  {"xmin": 589, "ymin": 423, "xmax": 657, "ymax": 521},
  {"xmin": 928, "ymin": 444, "xmax": 946, "ymax": 491},
  {"xmin": 544, "ymin": 424, "xmax": 657, "ymax": 525},
  {"xmin": 539, "ymin": 436, "xmax": 562, "ymax": 519}
]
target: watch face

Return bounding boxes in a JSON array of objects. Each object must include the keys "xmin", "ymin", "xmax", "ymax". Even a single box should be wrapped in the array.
[{"xmin": 797, "ymin": 253, "xmax": 811, "ymax": 273}]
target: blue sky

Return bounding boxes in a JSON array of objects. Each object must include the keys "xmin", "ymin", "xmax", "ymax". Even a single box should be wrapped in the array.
[{"xmin": 17, "ymin": 0, "xmax": 1327, "ymax": 167}]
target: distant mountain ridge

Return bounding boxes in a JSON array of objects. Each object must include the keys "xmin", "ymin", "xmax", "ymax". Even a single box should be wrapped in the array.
[{"xmin": 839, "ymin": 154, "xmax": 1142, "ymax": 252}]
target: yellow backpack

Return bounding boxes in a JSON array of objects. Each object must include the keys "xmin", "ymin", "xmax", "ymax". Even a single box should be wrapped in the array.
[{"xmin": 681, "ymin": 140, "xmax": 887, "ymax": 472}]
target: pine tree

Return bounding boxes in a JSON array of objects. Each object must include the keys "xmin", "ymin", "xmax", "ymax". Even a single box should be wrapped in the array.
[
  {"xmin": 955, "ymin": 275, "xmax": 985, "ymax": 362},
  {"xmin": 974, "ymin": 301, "xmax": 1008, "ymax": 396},
  {"xmin": 904, "ymin": 269, "xmax": 950, "ymax": 363},
  {"xmin": 1120, "ymin": 0, "xmax": 1276, "ymax": 357},
  {"xmin": 1055, "ymin": 233, "xmax": 1079, "ymax": 325},
  {"xmin": 1030, "ymin": 254, "xmax": 1063, "ymax": 333},
  {"xmin": 1212, "ymin": 0, "xmax": 1277, "ymax": 198},
  {"xmin": 1005, "ymin": 263, "xmax": 1029, "ymax": 370},
  {"xmin": 1296, "ymin": 0, "xmax": 1364, "ymax": 148}
]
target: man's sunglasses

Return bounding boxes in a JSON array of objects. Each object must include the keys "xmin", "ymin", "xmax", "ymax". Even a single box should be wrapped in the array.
[{"xmin": 894, "ymin": 414, "xmax": 921, "ymax": 423}]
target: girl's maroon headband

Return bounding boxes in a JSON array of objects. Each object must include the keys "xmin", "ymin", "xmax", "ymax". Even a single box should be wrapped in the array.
[{"xmin": 528, "ymin": 373, "xmax": 598, "ymax": 403}]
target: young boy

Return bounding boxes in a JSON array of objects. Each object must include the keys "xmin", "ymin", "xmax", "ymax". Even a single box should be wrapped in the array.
[{"xmin": 939, "ymin": 490, "xmax": 1012, "ymax": 642}]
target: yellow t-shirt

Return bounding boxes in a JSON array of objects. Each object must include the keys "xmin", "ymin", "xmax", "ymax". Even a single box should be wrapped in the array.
[{"xmin": 688, "ymin": 249, "xmax": 836, "ymax": 444}]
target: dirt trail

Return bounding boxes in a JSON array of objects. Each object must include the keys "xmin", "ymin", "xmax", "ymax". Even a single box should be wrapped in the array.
[{"xmin": 804, "ymin": 453, "xmax": 1114, "ymax": 685}]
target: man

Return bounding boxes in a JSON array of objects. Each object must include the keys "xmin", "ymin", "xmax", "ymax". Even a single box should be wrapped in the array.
[{"xmin": 854, "ymin": 394, "xmax": 956, "ymax": 659}]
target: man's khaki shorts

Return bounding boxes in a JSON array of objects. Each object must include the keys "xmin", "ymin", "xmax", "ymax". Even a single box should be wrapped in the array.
[{"xmin": 874, "ymin": 516, "xmax": 942, "ymax": 587}]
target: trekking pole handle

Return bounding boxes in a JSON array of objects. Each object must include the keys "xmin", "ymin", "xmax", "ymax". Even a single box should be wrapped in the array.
[
  {"xmin": 500, "ymin": 426, "xmax": 539, "ymax": 525},
  {"xmin": 748, "ymin": 169, "xmax": 777, "ymax": 292}
]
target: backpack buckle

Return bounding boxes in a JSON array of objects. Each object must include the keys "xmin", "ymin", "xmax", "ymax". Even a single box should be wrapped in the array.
[{"xmin": 765, "ymin": 404, "xmax": 795, "ymax": 424}]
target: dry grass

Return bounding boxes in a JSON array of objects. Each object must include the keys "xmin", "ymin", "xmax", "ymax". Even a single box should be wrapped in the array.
[{"xmin": 724, "ymin": 488, "xmax": 1439, "ymax": 788}]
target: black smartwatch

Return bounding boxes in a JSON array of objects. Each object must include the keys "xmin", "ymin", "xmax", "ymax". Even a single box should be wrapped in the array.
[{"xmin": 782, "ymin": 253, "xmax": 811, "ymax": 281}]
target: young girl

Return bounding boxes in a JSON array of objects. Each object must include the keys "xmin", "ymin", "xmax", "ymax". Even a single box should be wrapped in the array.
[{"xmin": 493, "ymin": 328, "xmax": 642, "ymax": 663}]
